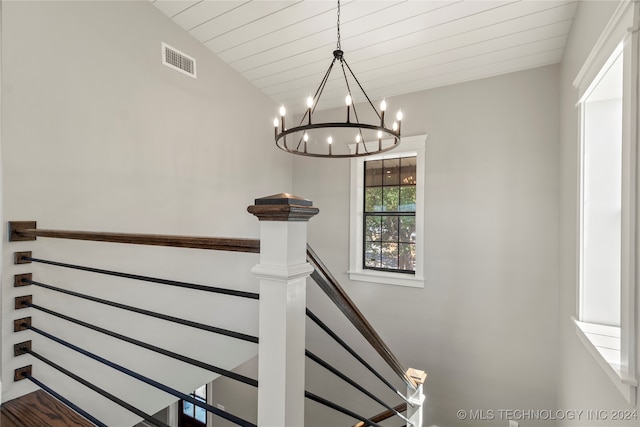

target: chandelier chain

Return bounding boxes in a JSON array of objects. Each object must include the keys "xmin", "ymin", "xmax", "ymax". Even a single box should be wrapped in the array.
[{"xmin": 336, "ymin": 0, "xmax": 341, "ymax": 50}]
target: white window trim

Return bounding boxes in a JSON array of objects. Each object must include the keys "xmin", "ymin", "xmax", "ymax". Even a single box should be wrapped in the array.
[
  {"xmin": 573, "ymin": 0, "xmax": 638, "ymax": 404},
  {"xmin": 348, "ymin": 134, "xmax": 427, "ymax": 288}
]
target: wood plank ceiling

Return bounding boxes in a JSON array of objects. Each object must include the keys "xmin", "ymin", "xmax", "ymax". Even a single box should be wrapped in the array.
[{"xmin": 150, "ymin": 0, "xmax": 578, "ymax": 113}]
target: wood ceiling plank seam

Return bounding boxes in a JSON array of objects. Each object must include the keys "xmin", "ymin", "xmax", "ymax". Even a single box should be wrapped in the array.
[
  {"xmin": 208, "ymin": 1, "xmax": 339, "ymax": 54},
  {"xmin": 226, "ymin": 1, "xmax": 424, "ymax": 70},
  {"xmin": 337, "ymin": 1, "xmax": 578, "ymax": 68},
  {"xmin": 342, "ymin": 20, "xmax": 574, "ymax": 84},
  {"xmin": 246, "ymin": 2, "xmax": 576, "ymax": 90},
  {"xmin": 199, "ymin": 0, "xmax": 305, "ymax": 45},
  {"xmin": 233, "ymin": 0, "xmax": 521, "ymax": 78},
  {"xmin": 189, "ymin": 1, "xmax": 305, "ymax": 45},
  {"xmin": 179, "ymin": 1, "xmax": 252, "ymax": 33},
  {"xmin": 152, "ymin": 0, "xmax": 201, "ymax": 19}
]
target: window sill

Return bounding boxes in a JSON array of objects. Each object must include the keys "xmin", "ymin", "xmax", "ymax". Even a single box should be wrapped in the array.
[
  {"xmin": 348, "ymin": 269, "xmax": 424, "ymax": 288},
  {"xmin": 572, "ymin": 317, "xmax": 637, "ymax": 403}
]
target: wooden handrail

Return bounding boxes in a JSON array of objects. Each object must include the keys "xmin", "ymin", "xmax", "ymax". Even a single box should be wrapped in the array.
[
  {"xmin": 352, "ymin": 403, "xmax": 407, "ymax": 427},
  {"xmin": 306, "ymin": 244, "xmax": 418, "ymax": 390},
  {"xmin": 8, "ymin": 222, "xmax": 260, "ymax": 253}
]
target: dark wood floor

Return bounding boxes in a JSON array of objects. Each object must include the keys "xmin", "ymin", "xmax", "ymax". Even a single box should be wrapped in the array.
[{"xmin": 1, "ymin": 390, "xmax": 95, "ymax": 427}]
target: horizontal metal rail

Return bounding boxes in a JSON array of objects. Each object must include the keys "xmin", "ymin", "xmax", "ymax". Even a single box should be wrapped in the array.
[
  {"xmin": 305, "ymin": 391, "xmax": 384, "ymax": 427},
  {"xmin": 25, "ymin": 324, "xmax": 256, "ymax": 427},
  {"xmin": 24, "ymin": 301, "xmax": 258, "ymax": 387},
  {"xmin": 24, "ymin": 347, "xmax": 170, "ymax": 427},
  {"xmin": 24, "ymin": 278, "xmax": 258, "ymax": 343},
  {"xmin": 9, "ymin": 222, "xmax": 260, "ymax": 253},
  {"xmin": 21, "ymin": 373, "xmax": 107, "ymax": 427},
  {"xmin": 23, "ymin": 256, "xmax": 259, "ymax": 300},
  {"xmin": 307, "ymin": 244, "xmax": 418, "ymax": 390}
]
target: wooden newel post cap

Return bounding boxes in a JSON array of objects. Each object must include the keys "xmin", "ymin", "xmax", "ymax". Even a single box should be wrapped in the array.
[{"xmin": 247, "ymin": 193, "xmax": 319, "ymax": 222}]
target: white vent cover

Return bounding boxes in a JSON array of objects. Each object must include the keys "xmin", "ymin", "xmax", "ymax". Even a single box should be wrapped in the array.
[{"xmin": 162, "ymin": 42, "xmax": 196, "ymax": 78}]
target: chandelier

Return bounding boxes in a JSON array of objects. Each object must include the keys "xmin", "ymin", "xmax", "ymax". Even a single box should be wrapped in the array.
[{"xmin": 272, "ymin": 0, "xmax": 402, "ymax": 158}]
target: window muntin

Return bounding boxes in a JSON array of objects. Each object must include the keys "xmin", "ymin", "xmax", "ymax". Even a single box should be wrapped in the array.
[
  {"xmin": 181, "ymin": 384, "xmax": 207, "ymax": 425},
  {"xmin": 363, "ymin": 156, "xmax": 416, "ymax": 273}
]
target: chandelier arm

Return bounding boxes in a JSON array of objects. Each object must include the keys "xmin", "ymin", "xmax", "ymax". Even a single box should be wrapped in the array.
[
  {"xmin": 295, "ymin": 57, "xmax": 338, "ymax": 152},
  {"xmin": 342, "ymin": 58, "xmax": 381, "ymax": 120}
]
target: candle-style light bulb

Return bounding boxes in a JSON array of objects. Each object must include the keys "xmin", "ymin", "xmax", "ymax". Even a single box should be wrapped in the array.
[
  {"xmin": 328, "ymin": 136, "xmax": 333, "ymax": 155},
  {"xmin": 380, "ymin": 99, "xmax": 387, "ymax": 126},
  {"xmin": 273, "ymin": 117, "xmax": 279, "ymax": 139},
  {"xmin": 273, "ymin": 118, "xmax": 279, "ymax": 127},
  {"xmin": 279, "ymin": 105, "xmax": 286, "ymax": 132},
  {"xmin": 303, "ymin": 132, "xmax": 309, "ymax": 153},
  {"xmin": 396, "ymin": 110, "xmax": 403, "ymax": 134},
  {"xmin": 345, "ymin": 94, "xmax": 352, "ymax": 106},
  {"xmin": 392, "ymin": 121, "xmax": 398, "ymax": 131},
  {"xmin": 377, "ymin": 130, "xmax": 383, "ymax": 151},
  {"xmin": 307, "ymin": 97, "xmax": 314, "ymax": 109},
  {"xmin": 355, "ymin": 134, "xmax": 361, "ymax": 143}
]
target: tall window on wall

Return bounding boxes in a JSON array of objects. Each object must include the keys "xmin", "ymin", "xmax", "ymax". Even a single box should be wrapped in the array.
[
  {"xmin": 363, "ymin": 157, "xmax": 416, "ymax": 272},
  {"xmin": 349, "ymin": 135, "xmax": 426, "ymax": 288},
  {"xmin": 574, "ymin": 0, "xmax": 637, "ymax": 403}
]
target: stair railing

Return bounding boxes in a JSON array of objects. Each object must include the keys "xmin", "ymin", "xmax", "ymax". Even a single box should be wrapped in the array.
[{"xmin": 9, "ymin": 193, "xmax": 424, "ymax": 427}]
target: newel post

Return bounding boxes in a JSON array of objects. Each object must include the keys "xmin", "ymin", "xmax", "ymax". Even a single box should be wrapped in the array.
[{"xmin": 248, "ymin": 193, "xmax": 319, "ymax": 427}]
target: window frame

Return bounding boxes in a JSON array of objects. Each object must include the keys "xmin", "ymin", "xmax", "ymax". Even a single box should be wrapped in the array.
[
  {"xmin": 349, "ymin": 134, "xmax": 426, "ymax": 288},
  {"xmin": 573, "ymin": 0, "xmax": 638, "ymax": 404}
]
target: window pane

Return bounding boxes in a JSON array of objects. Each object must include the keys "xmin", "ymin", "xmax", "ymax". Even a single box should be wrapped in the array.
[
  {"xmin": 381, "ymin": 216, "xmax": 398, "ymax": 242},
  {"xmin": 365, "ymin": 187, "xmax": 383, "ymax": 212},
  {"xmin": 381, "ymin": 243, "xmax": 398, "ymax": 269},
  {"xmin": 383, "ymin": 158, "xmax": 400, "ymax": 186},
  {"xmin": 400, "ymin": 157, "xmax": 416, "ymax": 184},
  {"xmin": 399, "ymin": 216, "xmax": 415, "ymax": 243},
  {"xmin": 399, "ymin": 243, "xmax": 415, "ymax": 271},
  {"xmin": 365, "ymin": 216, "xmax": 381, "ymax": 241},
  {"xmin": 364, "ymin": 243, "xmax": 381, "ymax": 268},
  {"xmin": 399, "ymin": 186, "xmax": 416, "ymax": 211},
  {"xmin": 195, "ymin": 406, "xmax": 206, "ymax": 423},
  {"xmin": 195, "ymin": 385, "xmax": 206, "ymax": 400},
  {"xmin": 383, "ymin": 187, "xmax": 399, "ymax": 211},
  {"xmin": 365, "ymin": 160, "xmax": 383, "ymax": 186},
  {"xmin": 183, "ymin": 401, "xmax": 194, "ymax": 418}
]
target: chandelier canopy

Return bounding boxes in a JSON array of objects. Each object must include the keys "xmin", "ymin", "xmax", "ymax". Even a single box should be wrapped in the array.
[{"xmin": 273, "ymin": 0, "xmax": 402, "ymax": 158}]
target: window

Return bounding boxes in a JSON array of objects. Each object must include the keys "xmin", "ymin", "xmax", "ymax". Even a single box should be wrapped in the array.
[
  {"xmin": 573, "ymin": 0, "xmax": 637, "ymax": 403},
  {"xmin": 363, "ymin": 156, "xmax": 416, "ymax": 273},
  {"xmin": 349, "ymin": 134, "xmax": 426, "ymax": 287},
  {"xmin": 179, "ymin": 384, "xmax": 207, "ymax": 427}
]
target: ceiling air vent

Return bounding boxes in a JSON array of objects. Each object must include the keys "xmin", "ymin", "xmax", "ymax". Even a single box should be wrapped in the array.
[{"xmin": 162, "ymin": 42, "xmax": 196, "ymax": 78}]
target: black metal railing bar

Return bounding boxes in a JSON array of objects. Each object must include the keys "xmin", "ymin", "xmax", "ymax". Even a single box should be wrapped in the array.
[
  {"xmin": 23, "ymin": 301, "xmax": 258, "ymax": 388},
  {"xmin": 306, "ymin": 308, "xmax": 411, "ymax": 406},
  {"xmin": 307, "ymin": 245, "xmax": 417, "ymax": 391},
  {"xmin": 19, "ymin": 372, "xmax": 107, "ymax": 427},
  {"xmin": 23, "ymin": 323, "xmax": 257, "ymax": 427},
  {"xmin": 23, "ymin": 278, "xmax": 258, "ymax": 343},
  {"xmin": 24, "ymin": 346, "xmax": 170, "ymax": 427},
  {"xmin": 23, "ymin": 256, "xmax": 259, "ymax": 300},
  {"xmin": 305, "ymin": 349, "xmax": 410, "ymax": 425},
  {"xmin": 305, "ymin": 391, "xmax": 384, "ymax": 427}
]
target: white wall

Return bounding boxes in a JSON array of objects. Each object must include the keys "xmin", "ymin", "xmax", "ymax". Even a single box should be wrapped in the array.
[
  {"xmin": 557, "ymin": 1, "xmax": 640, "ymax": 424},
  {"xmin": 1, "ymin": 0, "xmax": 291, "ymax": 424},
  {"xmin": 294, "ymin": 64, "xmax": 561, "ymax": 427}
]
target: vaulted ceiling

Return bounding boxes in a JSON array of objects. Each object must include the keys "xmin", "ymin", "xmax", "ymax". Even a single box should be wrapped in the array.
[{"xmin": 150, "ymin": 1, "xmax": 577, "ymax": 112}]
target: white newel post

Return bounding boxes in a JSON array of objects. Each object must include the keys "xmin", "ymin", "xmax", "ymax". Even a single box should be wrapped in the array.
[
  {"xmin": 406, "ymin": 368, "xmax": 427, "ymax": 427},
  {"xmin": 248, "ymin": 193, "xmax": 319, "ymax": 427}
]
